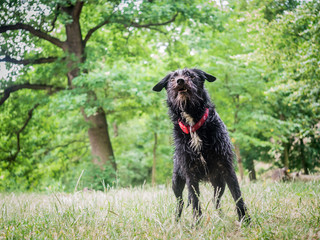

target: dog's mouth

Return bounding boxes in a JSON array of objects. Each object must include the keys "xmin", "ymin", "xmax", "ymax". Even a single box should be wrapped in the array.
[{"xmin": 177, "ymin": 87, "xmax": 188, "ymax": 93}]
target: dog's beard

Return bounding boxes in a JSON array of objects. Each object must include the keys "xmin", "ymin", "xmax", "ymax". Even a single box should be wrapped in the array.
[
  {"xmin": 168, "ymin": 84, "xmax": 203, "ymax": 111},
  {"xmin": 176, "ymin": 93, "xmax": 188, "ymax": 111}
]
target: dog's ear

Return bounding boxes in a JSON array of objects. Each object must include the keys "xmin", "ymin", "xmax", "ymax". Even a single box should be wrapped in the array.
[
  {"xmin": 192, "ymin": 69, "xmax": 216, "ymax": 82},
  {"xmin": 152, "ymin": 73, "xmax": 171, "ymax": 92}
]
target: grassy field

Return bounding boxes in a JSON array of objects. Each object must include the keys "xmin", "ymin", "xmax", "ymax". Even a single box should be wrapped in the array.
[{"xmin": 1, "ymin": 181, "xmax": 320, "ymax": 239}]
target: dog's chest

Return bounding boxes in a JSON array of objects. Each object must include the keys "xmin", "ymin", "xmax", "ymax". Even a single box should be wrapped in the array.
[{"xmin": 181, "ymin": 112, "xmax": 203, "ymax": 152}]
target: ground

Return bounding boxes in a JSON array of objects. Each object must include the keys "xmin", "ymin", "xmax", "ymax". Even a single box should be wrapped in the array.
[{"xmin": 1, "ymin": 181, "xmax": 320, "ymax": 239}]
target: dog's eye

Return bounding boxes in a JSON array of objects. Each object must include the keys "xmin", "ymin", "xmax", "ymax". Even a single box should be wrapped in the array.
[
  {"xmin": 186, "ymin": 72, "xmax": 194, "ymax": 79},
  {"xmin": 170, "ymin": 78, "xmax": 175, "ymax": 82}
]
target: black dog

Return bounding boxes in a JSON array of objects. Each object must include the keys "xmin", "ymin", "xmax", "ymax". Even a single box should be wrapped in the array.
[{"xmin": 153, "ymin": 68, "xmax": 249, "ymax": 222}]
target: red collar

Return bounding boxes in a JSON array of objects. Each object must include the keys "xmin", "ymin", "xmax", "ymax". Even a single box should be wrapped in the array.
[{"xmin": 178, "ymin": 108, "xmax": 209, "ymax": 134}]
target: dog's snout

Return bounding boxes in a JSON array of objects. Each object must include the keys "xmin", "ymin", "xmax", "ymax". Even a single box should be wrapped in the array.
[{"xmin": 177, "ymin": 78, "xmax": 185, "ymax": 85}]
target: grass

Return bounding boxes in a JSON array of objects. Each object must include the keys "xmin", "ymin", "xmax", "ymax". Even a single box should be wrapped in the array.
[{"xmin": 1, "ymin": 181, "xmax": 320, "ymax": 239}]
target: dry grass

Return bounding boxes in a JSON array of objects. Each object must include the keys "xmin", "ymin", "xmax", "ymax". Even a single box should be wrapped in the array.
[{"xmin": 1, "ymin": 181, "xmax": 320, "ymax": 239}]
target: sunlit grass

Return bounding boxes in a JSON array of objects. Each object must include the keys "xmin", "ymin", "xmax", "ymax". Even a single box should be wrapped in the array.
[{"xmin": 1, "ymin": 181, "xmax": 320, "ymax": 239}]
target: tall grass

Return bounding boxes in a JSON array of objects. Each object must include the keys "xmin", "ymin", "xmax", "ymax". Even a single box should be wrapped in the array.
[{"xmin": 1, "ymin": 181, "xmax": 319, "ymax": 239}]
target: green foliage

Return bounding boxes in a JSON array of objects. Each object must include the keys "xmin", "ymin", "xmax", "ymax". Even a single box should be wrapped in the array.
[
  {"xmin": 252, "ymin": 0, "xmax": 320, "ymax": 171},
  {"xmin": 1, "ymin": 0, "xmax": 320, "ymax": 191}
]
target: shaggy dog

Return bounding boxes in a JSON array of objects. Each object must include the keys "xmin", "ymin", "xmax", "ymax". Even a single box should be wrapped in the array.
[{"xmin": 153, "ymin": 68, "xmax": 250, "ymax": 222}]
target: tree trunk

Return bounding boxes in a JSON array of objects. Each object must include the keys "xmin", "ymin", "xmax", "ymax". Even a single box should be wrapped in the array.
[
  {"xmin": 232, "ymin": 94, "xmax": 244, "ymax": 180},
  {"xmin": 63, "ymin": 3, "xmax": 116, "ymax": 171},
  {"xmin": 113, "ymin": 121, "xmax": 119, "ymax": 137},
  {"xmin": 248, "ymin": 159, "xmax": 257, "ymax": 181},
  {"xmin": 234, "ymin": 143, "xmax": 244, "ymax": 181},
  {"xmin": 300, "ymin": 138, "xmax": 308, "ymax": 174},
  {"xmin": 63, "ymin": 4, "xmax": 84, "ymax": 87},
  {"xmin": 84, "ymin": 107, "xmax": 116, "ymax": 170},
  {"xmin": 152, "ymin": 132, "xmax": 157, "ymax": 186},
  {"xmin": 283, "ymin": 143, "xmax": 289, "ymax": 169}
]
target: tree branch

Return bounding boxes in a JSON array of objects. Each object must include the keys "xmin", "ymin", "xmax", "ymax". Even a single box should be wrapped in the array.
[
  {"xmin": 144, "ymin": 26, "xmax": 166, "ymax": 34},
  {"xmin": 129, "ymin": 12, "xmax": 178, "ymax": 29},
  {"xmin": 83, "ymin": 19, "xmax": 110, "ymax": 45},
  {"xmin": 0, "ymin": 83, "xmax": 64, "ymax": 106},
  {"xmin": 0, "ymin": 55, "xmax": 59, "ymax": 65},
  {"xmin": 73, "ymin": 0, "xmax": 84, "ymax": 19},
  {"xmin": 0, "ymin": 23, "xmax": 65, "ymax": 49},
  {"xmin": 83, "ymin": 12, "xmax": 178, "ymax": 46},
  {"xmin": 83, "ymin": 3, "xmax": 118, "ymax": 45},
  {"xmin": 3, "ymin": 104, "xmax": 39, "ymax": 162},
  {"xmin": 45, "ymin": 140, "xmax": 87, "ymax": 153},
  {"xmin": 47, "ymin": 4, "xmax": 60, "ymax": 32}
]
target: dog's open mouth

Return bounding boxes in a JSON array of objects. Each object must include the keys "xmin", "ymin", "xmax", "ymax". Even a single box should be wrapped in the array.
[{"xmin": 178, "ymin": 88, "xmax": 188, "ymax": 93}]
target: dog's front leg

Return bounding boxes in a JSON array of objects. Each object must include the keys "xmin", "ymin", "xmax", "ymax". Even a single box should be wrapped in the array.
[
  {"xmin": 186, "ymin": 178, "xmax": 202, "ymax": 220},
  {"xmin": 172, "ymin": 170, "xmax": 186, "ymax": 221}
]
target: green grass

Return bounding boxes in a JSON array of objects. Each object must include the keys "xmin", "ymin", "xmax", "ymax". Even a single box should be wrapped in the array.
[{"xmin": 1, "ymin": 181, "xmax": 320, "ymax": 239}]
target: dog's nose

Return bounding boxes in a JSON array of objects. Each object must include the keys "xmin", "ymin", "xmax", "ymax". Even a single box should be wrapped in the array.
[{"xmin": 177, "ymin": 78, "xmax": 185, "ymax": 85}]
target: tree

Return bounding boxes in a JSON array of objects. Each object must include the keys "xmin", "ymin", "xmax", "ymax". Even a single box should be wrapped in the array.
[
  {"xmin": 252, "ymin": 0, "xmax": 320, "ymax": 173},
  {"xmin": 0, "ymin": 0, "xmax": 180, "ymax": 172}
]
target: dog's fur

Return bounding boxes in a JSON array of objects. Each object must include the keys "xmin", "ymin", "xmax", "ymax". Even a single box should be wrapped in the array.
[{"xmin": 153, "ymin": 68, "xmax": 250, "ymax": 222}]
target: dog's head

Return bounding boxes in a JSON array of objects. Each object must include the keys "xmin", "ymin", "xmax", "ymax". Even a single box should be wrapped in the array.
[{"xmin": 153, "ymin": 68, "xmax": 216, "ymax": 110}]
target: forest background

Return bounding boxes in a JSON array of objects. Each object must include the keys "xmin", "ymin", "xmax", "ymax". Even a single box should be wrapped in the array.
[{"xmin": 0, "ymin": 0, "xmax": 319, "ymax": 192}]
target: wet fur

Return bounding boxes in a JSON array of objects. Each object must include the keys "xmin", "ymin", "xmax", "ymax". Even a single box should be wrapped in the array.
[{"xmin": 153, "ymin": 68, "xmax": 250, "ymax": 222}]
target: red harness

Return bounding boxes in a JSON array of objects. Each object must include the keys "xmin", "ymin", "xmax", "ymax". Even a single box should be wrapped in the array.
[{"xmin": 178, "ymin": 108, "xmax": 209, "ymax": 134}]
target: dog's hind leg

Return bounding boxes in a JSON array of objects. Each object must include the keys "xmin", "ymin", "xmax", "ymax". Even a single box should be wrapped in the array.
[
  {"xmin": 210, "ymin": 175, "xmax": 226, "ymax": 210},
  {"xmin": 172, "ymin": 171, "xmax": 185, "ymax": 221},
  {"xmin": 223, "ymin": 167, "xmax": 251, "ymax": 223}
]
